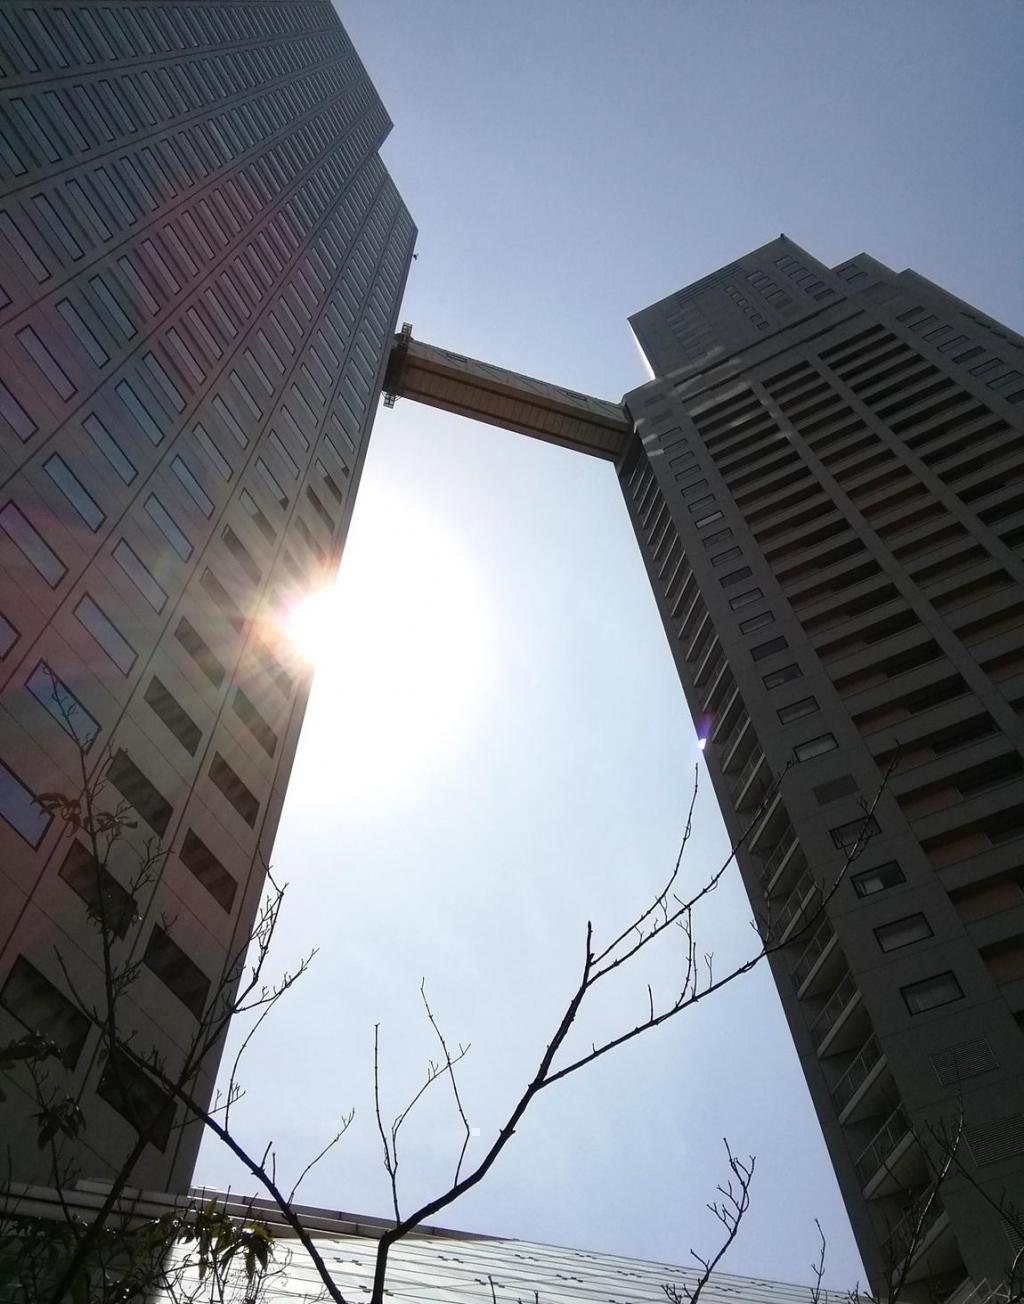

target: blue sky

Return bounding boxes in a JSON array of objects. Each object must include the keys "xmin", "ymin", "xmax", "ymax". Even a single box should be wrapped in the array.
[{"xmin": 198, "ymin": 1, "xmax": 1024, "ymax": 1290}]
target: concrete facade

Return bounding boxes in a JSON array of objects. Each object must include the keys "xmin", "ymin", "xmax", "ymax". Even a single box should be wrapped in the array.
[
  {"xmin": 620, "ymin": 237, "xmax": 1024, "ymax": 1300},
  {"xmin": 0, "ymin": 1, "xmax": 415, "ymax": 1192}
]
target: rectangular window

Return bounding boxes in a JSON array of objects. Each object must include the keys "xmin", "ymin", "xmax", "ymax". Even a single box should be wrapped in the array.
[
  {"xmin": 0, "ymin": 378, "xmax": 37, "ymax": 442},
  {"xmin": 211, "ymin": 394, "xmax": 248, "ymax": 448},
  {"xmin": 143, "ymin": 351, "xmax": 184, "ymax": 412},
  {"xmin": 145, "ymin": 494, "xmax": 191, "ymax": 560},
  {"xmin": 59, "ymin": 839, "xmax": 135, "ymax": 939},
  {"xmin": 16, "ymin": 326, "xmax": 75, "ymax": 400},
  {"xmin": 174, "ymin": 617, "xmax": 225, "ymax": 687},
  {"xmin": 44, "ymin": 454, "xmax": 105, "ymax": 531},
  {"xmin": 729, "ymin": 588, "xmax": 762, "ymax": 610},
  {"xmin": 902, "ymin": 972, "xmax": 963, "ymax": 1015},
  {"xmin": 0, "ymin": 956, "xmax": 90, "ymax": 1067},
  {"xmin": 116, "ymin": 379, "xmax": 163, "ymax": 443},
  {"xmin": 113, "ymin": 539, "xmax": 166, "ymax": 612},
  {"xmin": 794, "ymin": 733, "xmax": 838, "ymax": 762},
  {"xmin": 194, "ymin": 422, "xmax": 232, "ymax": 480},
  {"xmin": 89, "ymin": 274, "xmax": 136, "ymax": 338},
  {"xmin": 209, "ymin": 752, "xmax": 259, "ymax": 826},
  {"xmin": 777, "ymin": 696, "xmax": 819, "ymax": 725},
  {"xmin": 57, "ymin": 299, "xmax": 109, "ymax": 366},
  {"xmin": 170, "ymin": 455, "xmax": 214, "ymax": 517},
  {"xmin": 763, "ymin": 663, "xmax": 801, "ymax": 689},
  {"xmin": 107, "ymin": 748, "xmax": 172, "ymax": 836},
  {"xmin": 97, "ymin": 1050, "xmax": 175, "ymax": 1149},
  {"xmin": 0, "ymin": 756, "xmax": 51, "ymax": 847},
  {"xmin": 26, "ymin": 660, "xmax": 100, "ymax": 749},
  {"xmin": 0, "ymin": 611, "xmax": 18, "ymax": 658},
  {"xmin": 255, "ymin": 457, "xmax": 287, "ymax": 508},
  {"xmin": 222, "ymin": 526, "xmax": 261, "ymax": 584},
  {"xmin": 851, "ymin": 860, "xmax": 905, "ymax": 899},
  {"xmin": 876, "ymin": 913, "xmax": 932, "ymax": 953},
  {"xmin": 232, "ymin": 687, "xmax": 277, "ymax": 756},
  {"xmin": 739, "ymin": 611, "xmax": 774, "ymax": 635},
  {"xmin": 720, "ymin": 566, "xmax": 753, "ymax": 588},
  {"xmin": 710, "ymin": 546, "xmax": 742, "ymax": 568},
  {"xmin": 74, "ymin": 594, "xmax": 135, "ymax": 673},
  {"xmin": 144, "ymin": 676, "xmax": 202, "ymax": 755},
  {"xmin": 143, "ymin": 925, "xmax": 209, "ymax": 1019},
  {"xmin": 695, "ymin": 510, "xmax": 724, "ymax": 529},
  {"xmin": 240, "ymin": 490, "xmax": 274, "ymax": 542},
  {"xmin": 179, "ymin": 828, "xmax": 237, "ymax": 912},
  {"xmin": 84, "ymin": 413, "xmax": 136, "ymax": 483},
  {"xmin": 0, "ymin": 502, "xmax": 67, "ymax": 587},
  {"xmin": 831, "ymin": 815, "xmax": 880, "ymax": 850},
  {"xmin": 268, "ymin": 431, "xmax": 299, "ymax": 478},
  {"xmin": 751, "ymin": 636, "xmax": 788, "ymax": 662},
  {"xmin": 688, "ymin": 493, "xmax": 716, "ymax": 514}
]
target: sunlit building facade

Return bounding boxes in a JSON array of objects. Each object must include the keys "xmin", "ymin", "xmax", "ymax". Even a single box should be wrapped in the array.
[{"xmin": 0, "ymin": 0, "xmax": 414, "ymax": 1192}]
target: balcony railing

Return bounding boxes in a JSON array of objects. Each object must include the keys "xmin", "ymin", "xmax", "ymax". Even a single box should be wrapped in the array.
[
  {"xmin": 855, "ymin": 1105, "xmax": 911, "ymax": 1185},
  {"xmin": 732, "ymin": 748, "xmax": 765, "ymax": 797},
  {"xmin": 791, "ymin": 917, "xmax": 835, "ymax": 990},
  {"xmin": 811, "ymin": 970, "xmax": 858, "ymax": 1048},
  {"xmin": 832, "ymin": 1034, "xmax": 883, "ymax": 1114},
  {"xmin": 715, "ymin": 711, "xmax": 748, "ymax": 758},
  {"xmin": 882, "ymin": 1191, "xmax": 946, "ymax": 1267},
  {"xmin": 772, "ymin": 866, "xmax": 817, "ymax": 938},
  {"xmin": 760, "ymin": 834, "xmax": 798, "ymax": 894}
]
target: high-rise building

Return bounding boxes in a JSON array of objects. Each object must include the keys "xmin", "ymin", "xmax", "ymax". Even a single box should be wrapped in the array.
[
  {"xmin": 617, "ymin": 238, "xmax": 1024, "ymax": 1300},
  {"xmin": 0, "ymin": 1, "xmax": 414, "ymax": 1194}
]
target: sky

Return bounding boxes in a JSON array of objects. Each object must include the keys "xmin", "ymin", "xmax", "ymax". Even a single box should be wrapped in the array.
[{"xmin": 197, "ymin": 1, "xmax": 1024, "ymax": 1291}]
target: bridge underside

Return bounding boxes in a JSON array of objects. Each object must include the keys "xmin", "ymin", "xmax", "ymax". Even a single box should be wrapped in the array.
[{"xmin": 383, "ymin": 327, "xmax": 631, "ymax": 461}]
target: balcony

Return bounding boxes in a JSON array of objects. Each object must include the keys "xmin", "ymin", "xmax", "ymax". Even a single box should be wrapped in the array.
[
  {"xmin": 733, "ymin": 750, "xmax": 770, "ymax": 811},
  {"xmin": 760, "ymin": 834, "xmax": 800, "ymax": 897},
  {"xmin": 882, "ymin": 1192, "xmax": 960, "ymax": 1285},
  {"xmin": 695, "ymin": 637, "xmax": 723, "ymax": 686},
  {"xmin": 791, "ymin": 917, "xmax": 837, "ymax": 993},
  {"xmin": 810, "ymin": 970, "xmax": 862, "ymax": 1055},
  {"xmin": 855, "ymin": 1105, "xmax": 918, "ymax": 1195},
  {"xmin": 772, "ymin": 866, "xmax": 818, "ymax": 943},
  {"xmin": 716, "ymin": 710, "xmax": 748, "ymax": 762},
  {"xmin": 832, "ymin": 1035, "xmax": 888, "ymax": 1122}
]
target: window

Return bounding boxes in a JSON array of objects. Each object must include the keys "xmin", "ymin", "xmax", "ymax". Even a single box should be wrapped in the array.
[
  {"xmin": 145, "ymin": 494, "xmax": 191, "ymax": 559},
  {"xmin": 0, "ymin": 611, "xmax": 18, "ymax": 658},
  {"xmin": 84, "ymin": 413, "xmax": 136, "ymax": 483},
  {"xmin": 171, "ymin": 455, "xmax": 214, "ymax": 517},
  {"xmin": 143, "ymin": 925, "xmax": 209, "ymax": 1019},
  {"xmin": 269, "ymin": 431, "xmax": 299, "ymax": 478},
  {"xmin": 255, "ymin": 457, "xmax": 287, "ymax": 507},
  {"xmin": 720, "ymin": 566, "xmax": 753, "ymax": 588},
  {"xmin": 831, "ymin": 814, "xmax": 880, "ymax": 850},
  {"xmin": 116, "ymin": 379, "xmax": 163, "ymax": 443},
  {"xmin": 57, "ymin": 299, "xmax": 109, "ymax": 366},
  {"xmin": 0, "ymin": 377, "xmax": 36, "ymax": 442},
  {"xmin": 44, "ymin": 454, "xmax": 105, "ymax": 531},
  {"xmin": 728, "ymin": 587, "xmax": 762, "ymax": 610},
  {"xmin": 59, "ymin": 840, "xmax": 135, "ymax": 939},
  {"xmin": 763, "ymin": 662, "xmax": 801, "ymax": 689},
  {"xmin": 89, "ymin": 274, "xmax": 136, "ymax": 338},
  {"xmin": 212, "ymin": 394, "xmax": 248, "ymax": 447},
  {"xmin": 0, "ymin": 502, "xmax": 66, "ymax": 587},
  {"xmin": 143, "ymin": 352, "xmax": 184, "ymax": 412},
  {"xmin": 75, "ymin": 595, "xmax": 136, "ymax": 673},
  {"xmin": 107, "ymin": 749, "xmax": 172, "ymax": 836},
  {"xmin": 688, "ymin": 493, "xmax": 716, "ymax": 514},
  {"xmin": 209, "ymin": 752, "xmax": 259, "ymax": 826},
  {"xmin": 876, "ymin": 913, "xmax": 932, "ymax": 953},
  {"xmin": 16, "ymin": 325, "xmax": 75, "ymax": 399},
  {"xmin": 240, "ymin": 490, "xmax": 274, "ymax": 542},
  {"xmin": 851, "ymin": 860, "xmax": 906, "ymax": 899},
  {"xmin": 174, "ymin": 617, "xmax": 225, "ymax": 687},
  {"xmin": 26, "ymin": 661, "xmax": 99, "ymax": 749},
  {"xmin": 710, "ymin": 546, "xmax": 742, "ymax": 568},
  {"xmin": 695, "ymin": 510, "xmax": 724, "ymax": 529},
  {"xmin": 113, "ymin": 539, "xmax": 166, "ymax": 612},
  {"xmin": 794, "ymin": 733, "xmax": 838, "ymax": 762},
  {"xmin": 222, "ymin": 526, "xmax": 261, "ymax": 584},
  {"xmin": 194, "ymin": 422, "xmax": 232, "ymax": 480},
  {"xmin": 179, "ymin": 828, "xmax": 236, "ymax": 912},
  {"xmin": 0, "ymin": 756, "xmax": 51, "ymax": 847},
  {"xmin": 751, "ymin": 635, "xmax": 788, "ymax": 662},
  {"xmin": 902, "ymin": 972, "xmax": 963, "ymax": 1015},
  {"xmin": 777, "ymin": 696, "xmax": 819, "ymax": 725},
  {"xmin": 97, "ymin": 1050, "xmax": 175, "ymax": 1149},
  {"xmin": 739, "ymin": 611, "xmax": 774, "ymax": 635},
  {"xmin": 232, "ymin": 687, "xmax": 277, "ymax": 756},
  {"xmin": 0, "ymin": 957, "xmax": 90, "ymax": 1067},
  {"xmin": 144, "ymin": 677, "xmax": 202, "ymax": 755}
]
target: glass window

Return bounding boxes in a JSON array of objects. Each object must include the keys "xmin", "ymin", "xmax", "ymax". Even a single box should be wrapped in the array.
[
  {"xmin": 268, "ymin": 431, "xmax": 299, "ymax": 478},
  {"xmin": 44, "ymin": 454, "xmax": 104, "ymax": 530},
  {"xmin": 209, "ymin": 752, "xmax": 258, "ymax": 826},
  {"xmin": 107, "ymin": 748, "xmax": 172, "ymax": 835},
  {"xmin": 143, "ymin": 351, "xmax": 185, "ymax": 411},
  {"xmin": 179, "ymin": 828, "xmax": 237, "ymax": 912},
  {"xmin": 174, "ymin": 616, "xmax": 225, "ymax": 686},
  {"xmin": 0, "ymin": 756, "xmax": 51, "ymax": 846},
  {"xmin": 84, "ymin": 413, "xmax": 136, "ymax": 483},
  {"xmin": 56, "ymin": 299, "xmax": 109, "ymax": 366},
  {"xmin": 739, "ymin": 611, "xmax": 774, "ymax": 635},
  {"xmin": 720, "ymin": 566, "xmax": 753, "ymax": 588},
  {"xmin": 794, "ymin": 733, "xmax": 838, "ymax": 762},
  {"xmin": 729, "ymin": 587, "xmax": 762, "ymax": 610},
  {"xmin": 171, "ymin": 455, "xmax": 214, "ymax": 517},
  {"xmin": 255, "ymin": 456, "xmax": 287, "ymax": 507},
  {"xmin": 113, "ymin": 539, "xmax": 166, "ymax": 612},
  {"xmin": 777, "ymin": 696, "xmax": 819, "ymax": 725},
  {"xmin": 0, "ymin": 611, "xmax": 18, "ymax": 657},
  {"xmin": 211, "ymin": 394, "xmax": 248, "ymax": 448},
  {"xmin": 0, "ymin": 956, "xmax": 89, "ymax": 1066},
  {"xmin": 0, "ymin": 502, "xmax": 66, "ymax": 586},
  {"xmin": 694, "ymin": 510, "xmax": 724, "ymax": 530},
  {"xmin": 116, "ymin": 379, "xmax": 163, "ymax": 443},
  {"xmin": 876, "ymin": 913, "xmax": 932, "ymax": 953},
  {"xmin": 143, "ymin": 925, "xmax": 209, "ymax": 1019},
  {"xmin": 26, "ymin": 660, "xmax": 100, "ymax": 749},
  {"xmin": 194, "ymin": 422, "xmax": 232, "ymax": 480},
  {"xmin": 710, "ymin": 546, "xmax": 742, "ymax": 568},
  {"xmin": 240, "ymin": 490, "xmax": 274, "ymax": 542},
  {"xmin": 74, "ymin": 594, "xmax": 135, "ymax": 673},
  {"xmin": 902, "ymin": 972, "xmax": 963, "ymax": 1015},
  {"xmin": 851, "ymin": 860, "xmax": 906, "ymax": 899},
  {"xmin": 751, "ymin": 636, "xmax": 788, "ymax": 662},
  {"xmin": 221, "ymin": 525, "xmax": 261, "ymax": 584},
  {"xmin": 89, "ymin": 274, "xmax": 136, "ymax": 338},
  {"xmin": 0, "ymin": 378, "xmax": 37, "ymax": 442},
  {"xmin": 763, "ymin": 662, "xmax": 801, "ymax": 689},
  {"xmin": 831, "ymin": 815, "xmax": 880, "ymax": 850},
  {"xmin": 145, "ymin": 493, "xmax": 191, "ymax": 559},
  {"xmin": 16, "ymin": 325, "xmax": 75, "ymax": 399},
  {"xmin": 97, "ymin": 1049, "xmax": 174, "ymax": 1149},
  {"xmin": 144, "ymin": 676, "xmax": 201, "ymax": 755}
]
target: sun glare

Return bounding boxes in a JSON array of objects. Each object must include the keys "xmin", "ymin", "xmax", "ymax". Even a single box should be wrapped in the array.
[{"xmin": 281, "ymin": 485, "xmax": 490, "ymax": 799}]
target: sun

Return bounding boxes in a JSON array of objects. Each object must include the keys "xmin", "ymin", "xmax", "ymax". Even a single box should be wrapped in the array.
[{"xmin": 280, "ymin": 484, "xmax": 490, "ymax": 800}]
